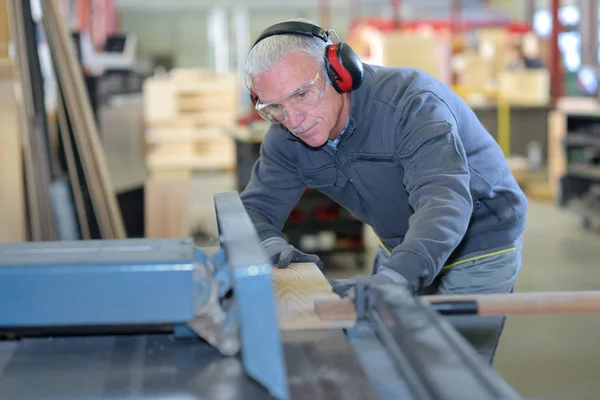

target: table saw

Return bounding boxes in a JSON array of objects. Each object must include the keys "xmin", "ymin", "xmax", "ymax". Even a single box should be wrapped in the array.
[{"xmin": 0, "ymin": 191, "xmax": 524, "ymax": 400}]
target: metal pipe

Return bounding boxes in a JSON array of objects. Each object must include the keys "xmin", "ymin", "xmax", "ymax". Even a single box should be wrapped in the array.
[
  {"xmin": 451, "ymin": 0, "xmax": 462, "ymax": 35},
  {"xmin": 524, "ymin": 0, "xmax": 536, "ymax": 24},
  {"xmin": 390, "ymin": 0, "xmax": 401, "ymax": 29},
  {"xmin": 579, "ymin": 0, "xmax": 598, "ymax": 66},
  {"xmin": 319, "ymin": 0, "xmax": 330, "ymax": 28}
]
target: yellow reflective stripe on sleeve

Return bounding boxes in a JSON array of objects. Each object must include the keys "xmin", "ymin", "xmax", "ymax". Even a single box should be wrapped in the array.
[
  {"xmin": 377, "ymin": 238, "xmax": 392, "ymax": 256},
  {"xmin": 442, "ymin": 247, "xmax": 517, "ymax": 269},
  {"xmin": 377, "ymin": 238, "xmax": 517, "ymax": 270}
]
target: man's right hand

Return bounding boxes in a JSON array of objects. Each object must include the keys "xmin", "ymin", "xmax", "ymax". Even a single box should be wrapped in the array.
[{"xmin": 261, "ymin": 237, "xmax": 324, "ymax": 269}]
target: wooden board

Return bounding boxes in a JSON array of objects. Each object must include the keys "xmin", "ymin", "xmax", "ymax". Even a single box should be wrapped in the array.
[
  {"xmin": 143, "ymin": 73, "xmax": 237, "ymax": 127},
  {"xmin": 146, "ymin": 137, "xmax": 236, "ymax": 172},
  {"xmin": 0, "ymin": 80, "xmax": 26, "ymax": 242},
  {"xmin": 42, "ymin": 0, "xmax": 125, "ymax": 239},
  {"xmin": 0, "ymin": 0, "xmax": 9, "ymax": 58},
  {"xmin": 55, "ymin": 90, "xmax": 91, "ymax": 240},
  {"xmin": 498, "ymin": 69, "xmax": 550, "ymax": 106},
  {"xmin": 144, "ymin": 177, "xmax": 190, "ymax": 238},
  {"xmin": 548, "ymin": 110, "xmax": 567, "ymax": 195},
  {"xmin": 272, "ymin": 263, "xmax": 356, "ymax": 331},
  {"xmin": 9, "ymin": 0, "xmax": 57, "ymax": 241}
]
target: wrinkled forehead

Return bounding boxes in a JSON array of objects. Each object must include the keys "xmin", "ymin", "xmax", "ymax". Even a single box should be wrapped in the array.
[{"xmin": 252, "ymin": 53, "xmax": 321, "ymax": 104}]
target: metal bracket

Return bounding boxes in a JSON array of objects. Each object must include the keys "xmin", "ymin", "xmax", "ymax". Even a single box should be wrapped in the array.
[
  {"xmin": 213, "ymin": 191, "xmax": 289, "ymax": 400},
  {"xmin": 187, "ymin": 247, "xmax": 240, "ymax": 356}
]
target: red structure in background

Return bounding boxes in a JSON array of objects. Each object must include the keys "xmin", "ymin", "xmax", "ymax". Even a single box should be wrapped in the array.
[
  {"xmin": 347, "ymin": 17, "xmax": 533, "ymax": 36},
  {"xmin": 346, "ymin": 0, "xmax": 562, "ymax": 105},
  {"xmin": 550, "ymin": 0, "xmax": 563, "ymax": 103},
  {"xmin": 75, "ymin": 0, "xmax": 117, "ymax": 50}
]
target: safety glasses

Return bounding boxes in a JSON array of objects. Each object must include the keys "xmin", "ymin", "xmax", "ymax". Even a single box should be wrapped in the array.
[{"xmin": 254, "ymin": 70, "xmax": 325, "ymax": 123}]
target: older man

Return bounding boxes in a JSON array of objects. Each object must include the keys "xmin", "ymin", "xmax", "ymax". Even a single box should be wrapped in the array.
[{"xmin": 239, "ymin": 19, "xmax": 527, "ymax": 365}]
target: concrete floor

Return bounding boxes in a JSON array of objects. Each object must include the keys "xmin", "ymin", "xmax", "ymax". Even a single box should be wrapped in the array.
[
  {"xmin": 190, "ymin": 171, "xmax": 600, "ymax": 400},
  {"xmin": 494, "ymin": 200, "xmax": 600, "ymax": 400}
]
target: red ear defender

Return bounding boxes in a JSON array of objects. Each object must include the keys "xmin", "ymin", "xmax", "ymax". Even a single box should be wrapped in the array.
[
  {"xmin": 325, "ymin": 42, "xmax": 364, "ymax": 94},
  {"xmin": 326, "ymin": 44, "xmax": 353, "ymax": 93}
]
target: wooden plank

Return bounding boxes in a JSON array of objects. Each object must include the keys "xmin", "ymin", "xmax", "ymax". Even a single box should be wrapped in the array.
[
  {"xmin": 316, "ymin": 291, "xmax": 600, "ymax": 318},
  {"xmin": 272, "ymin": 263, "xmax": 355, "ymax": 331},
  {"xmin": 143, "ymin": 72, "xmax": 237, "ymax": 128},
  {"xmin": 0, "ymin": 59, "xmax": 12, "ymax": 79},
  {"xmin": 424, "ymin": 291, "xmax": 600, "ymax": 315},
  {"xmin": 9, "ymin": 0, "xmax": 57, "ymax": 241},
  {"xmin": 144, "ymin": 178, "xmax": 190, "ymax": 238},
  {"xmin": 55, "ymin": 90, "xmax": 91, "ymax": 240},
  {"xmin": 0, "ymin": 0, "xmax": 9, "ymax": 58},
  {"xmin": 548, "ymin": 110, "xmax": 566, "ymax": 195},
  {"xmin": 42, "ymin": 0, "xmax": 126, "ymax": 239},
  {"xmin": 9, "ymin": 0, "xmax": 40, "ymax": 241},
  {"xmin": 0, "ymin": 80, "xmax": 26, "ymax": 242},
  {"xmin": 315, "ymin": 298, "xmax": 356, "ymax": 321}
]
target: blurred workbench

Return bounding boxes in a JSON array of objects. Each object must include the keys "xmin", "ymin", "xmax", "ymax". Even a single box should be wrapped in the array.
[{"xmin": 471, "ymin": 103, "xmax": 551, "ymax": 163}]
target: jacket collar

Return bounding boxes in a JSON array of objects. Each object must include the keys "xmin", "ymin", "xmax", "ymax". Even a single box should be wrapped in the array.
[{"xmin": 346, "ymin": 63, "xmax": 374, "ymax": 135}]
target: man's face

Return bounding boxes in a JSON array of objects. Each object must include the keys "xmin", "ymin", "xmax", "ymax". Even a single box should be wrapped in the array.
[{"xmin": 252, "ymin": 52, "xmax": 343, "ymax": 147}]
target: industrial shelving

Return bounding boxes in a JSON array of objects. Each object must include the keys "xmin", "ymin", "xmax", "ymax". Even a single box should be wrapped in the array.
[{"xmin": 557, "ymin": 103, "xmax": 600, "ymax": 230}]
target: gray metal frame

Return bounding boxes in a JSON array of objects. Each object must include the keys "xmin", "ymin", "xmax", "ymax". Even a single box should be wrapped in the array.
[
  {"xmin": 350, "ymin": 283, "xmax": 523, "ymax": 400},
  {"xmin": 213, "ymin": 191, "xmax": 288, "ymax": 400}
]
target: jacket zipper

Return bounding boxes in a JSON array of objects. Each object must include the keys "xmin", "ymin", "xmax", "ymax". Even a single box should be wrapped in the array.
[
  {"xmin": 352, "ymin": 155, "xmax": 396, "ymax": 163},
  {"xmin": 326, "ymin": 142, "xmax": 386, "ymax": 245}
]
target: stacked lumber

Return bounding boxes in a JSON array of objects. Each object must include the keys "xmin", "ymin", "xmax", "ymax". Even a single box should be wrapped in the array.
[
  {"xmin": 498, "ymin": 69, "xmax": 550, "ymax": 105},
  {"xmin": 347, "ymin": 26, "xmax": 452, "ymax": 85},
  {"xmin": 142, "ymin": 69, "xmax": 239, "ymax": 239},
  {"xmin": 143, "ymin": 69, "xmax": 237, "ymax": 173},
  {"xmin": 7, "ymin": 0, "xmax": 126, "ymax": 240},
  {"xmin": 40, "ymin": 0, "xmax": 126, "ymax": 239}
]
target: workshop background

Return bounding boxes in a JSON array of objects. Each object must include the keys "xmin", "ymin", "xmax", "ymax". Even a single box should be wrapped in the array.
[{"xmin": 2, "ymin": 0, "xmax": 600, "ymax": 399}]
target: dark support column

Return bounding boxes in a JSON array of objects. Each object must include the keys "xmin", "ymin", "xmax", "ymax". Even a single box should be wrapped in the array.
[
  {"xmin": 451, "ymin": 0, "xmax": 462, "ymax": 35},
  {"xmin": 550, "ymin": 0, "xmax": 563, "ymax": 104},
  {"xmin": 580, "ymin": 0, "xmax": 599, "ymax": 66},
  {"xmin": 391, "ymin": 0, "xmax": 401, "ymax": 29},
  {"xmin": 524, "ymin": 0, "xmax": 536, "ymax": 24}
]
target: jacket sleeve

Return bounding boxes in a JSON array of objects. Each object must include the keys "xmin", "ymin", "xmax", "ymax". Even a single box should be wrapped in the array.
[
  {"xmin": 388, "ymin": 91, "xmax": 473, "ymax": 289},
  {"xmin": 239, "ymin": 126, "xmax": 306, "ymax": 242}
]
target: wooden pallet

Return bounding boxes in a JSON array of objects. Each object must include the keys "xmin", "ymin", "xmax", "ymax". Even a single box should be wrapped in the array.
[
  {"xmin": 143, "ymin": 69, "xmax": 238, "ymax": 128},
  {"xmin": 145, "ymin": 125, "xmax": 236, "ymax": 173},
  {"xmin": 142, "ymin": 68, "xmax": 239, "ymax": 238},
  {"xmin": 146, "ymin": 137, "xmax": 235, "ymax": 172}
]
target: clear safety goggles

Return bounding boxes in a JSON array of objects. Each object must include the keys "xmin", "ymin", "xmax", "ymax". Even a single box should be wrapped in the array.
[{"xmin": 254, "ymin": 70, "xmax": 326, "ymax": 123}]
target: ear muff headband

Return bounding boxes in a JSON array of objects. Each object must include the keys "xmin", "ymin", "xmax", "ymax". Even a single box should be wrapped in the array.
[{"xmin": 252, "ymin": 21, "xmax": 330, "ymax": 48}]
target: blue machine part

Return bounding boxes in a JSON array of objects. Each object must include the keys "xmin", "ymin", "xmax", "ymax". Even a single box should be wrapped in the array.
[
  {"xmin": 0, "ymin": 192, "xmax": 288, "ymax": 399},
  {"xmin": 214, "ymin": 191, "xmax": 289, "ymax": 400},
  {"xmin": 0, "ymin": 238, "xmax": 197, "ymax": 327}
]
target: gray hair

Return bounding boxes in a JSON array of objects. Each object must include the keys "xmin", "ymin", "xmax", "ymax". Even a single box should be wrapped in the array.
[{"xmin": 244, "ymin": 18, "xmax": 331, "ymax": 90}]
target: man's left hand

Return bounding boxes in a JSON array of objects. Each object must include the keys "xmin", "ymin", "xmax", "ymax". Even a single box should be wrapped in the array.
[{"xmin": 328, "ymin": 272, "xmax": 407, "ymax": 298}]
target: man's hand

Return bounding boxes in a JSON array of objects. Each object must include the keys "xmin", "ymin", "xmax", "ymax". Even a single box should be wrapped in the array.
[
  {"xmin": 262, "ymin": 237, "xmax": 324, "ymax": 269},
  {"xmin": 329, "ymin": 272, "xmax": 408, "ymax": 297}
]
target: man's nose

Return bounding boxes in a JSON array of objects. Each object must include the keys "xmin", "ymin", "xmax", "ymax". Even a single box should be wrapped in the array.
[{"xmin": 285, "ymin": 109, "xmax": 306, "ymax": 129}]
